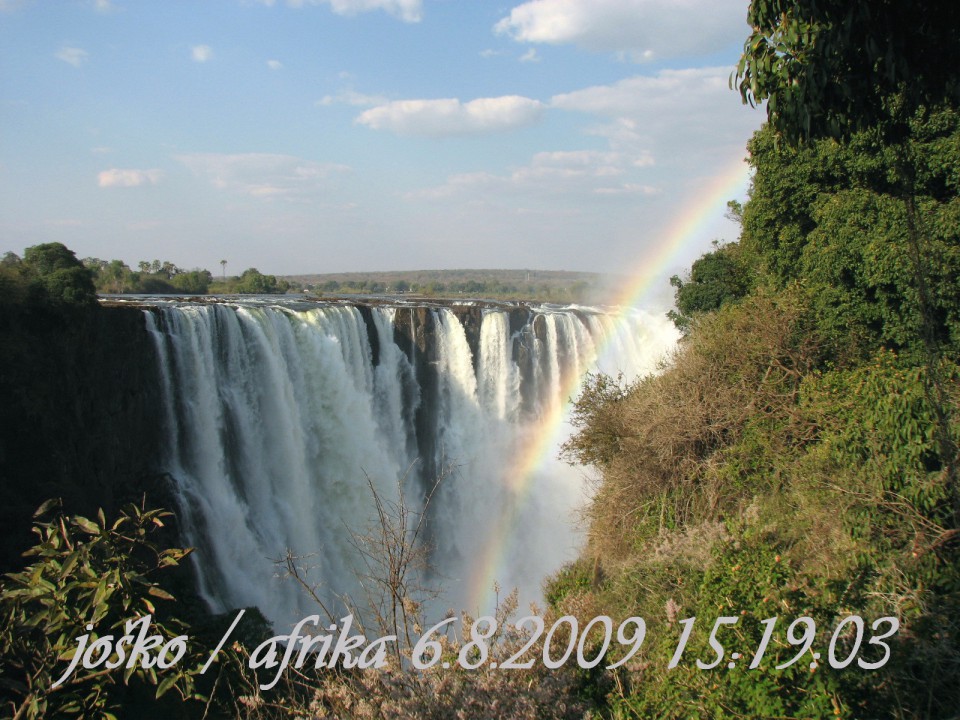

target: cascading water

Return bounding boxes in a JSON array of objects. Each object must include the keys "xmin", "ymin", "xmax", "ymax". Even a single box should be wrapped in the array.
[{"xmin": 144, "ymin": 298, "xmax": 678, "ymax": 629}]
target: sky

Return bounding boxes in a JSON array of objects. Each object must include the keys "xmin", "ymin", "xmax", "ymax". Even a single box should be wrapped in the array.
[{"xmin": 0, "ymin": 0, "xmax": 764, "ymax": 286}]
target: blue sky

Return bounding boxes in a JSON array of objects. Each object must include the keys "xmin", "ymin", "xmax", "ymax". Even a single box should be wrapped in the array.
[{"xmin": 0, "ymin": 0, "xmax": 763, "ymax": 281}]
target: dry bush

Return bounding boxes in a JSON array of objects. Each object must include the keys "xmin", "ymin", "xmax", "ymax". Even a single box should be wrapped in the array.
[
  {"xmin": 227, "ymin": 590, "xmax": 596, "ymax": 720},
  {"xmin": 223, "ymin": 473, "xmax": 598, "ymax": 720},
  {"xmin": 567, "ymin": 288, "xmax": 822, "ymax": 562},
  {"xmin": 301, "ymin": 592, "xmax": 595, "ymax": 720}
]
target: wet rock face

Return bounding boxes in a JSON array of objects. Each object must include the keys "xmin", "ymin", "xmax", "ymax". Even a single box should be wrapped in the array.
[
  {"xmin": 390, "ymin": 301, "xmax": 533, "ymax": 362},
  {"xmin": 0, "ymin": 304, "xmax": 164, "ymax": 571},
  {"xmin": 392, "ymin": 306, "xmax": 434, "ymax": 361}
]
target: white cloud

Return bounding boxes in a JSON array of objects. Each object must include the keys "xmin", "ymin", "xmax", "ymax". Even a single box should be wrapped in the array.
[
  {"xmin": 519, "ymin": 48, "xmax": 540, "ymax": 63},
  {"xmin": 593, "ymin": 183, "xmax": 658, "ymax": 195},
  {"xmin": 56, "ymin": 46, "xmax": 88, "ymax": 67},
  {"xmin": 98, "ymin": 168, "xmax": 163, "ymax": 187},
  {"xmin": 550, "ymin": 67, "xmax": 762, "ymax": 155},
  {"xmin": 356, "ymin": 95, "xmax": 545, "ymax": 137},
  {"xmin": 177, "ymin": 152, "xmax": 349, "ymax": 199},
  {"xmin": 191, "ymin": 45, "xmax": 213, "ymax": 62},
  {"xmin": 495, "ymin": 0, "xmax": 747, "ymax": 59},
  {"xmin": 317, "ymin": 90, "xmax": 388, "ymax": 107},
  {"xmin": 409, "ymin": 148, "xmax": 656, "ymax": 201},
  {"xmin": 254, "ymin": 0, "xmax": 421, "ymax": 22},
  {"xmin": 403, "ymin": 67, "xmax": 761, "ymax": 231},
  {"xmin": 266, "ymin": 59, "xmax": 283, "ymax": 70},
  {"xmin": 93, "ymin": 0, "xmax": 115, "ymax": 12}
]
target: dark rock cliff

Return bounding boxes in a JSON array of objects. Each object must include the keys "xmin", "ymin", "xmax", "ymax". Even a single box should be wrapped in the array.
[{"xmin": 0, "ymin": 302, "xmax": 164, "ymax": 571}]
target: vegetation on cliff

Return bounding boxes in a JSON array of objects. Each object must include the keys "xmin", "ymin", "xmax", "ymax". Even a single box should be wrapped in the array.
[{"xmin": 550, "ymin": 2, "xmax": 960, "ymax": 716}]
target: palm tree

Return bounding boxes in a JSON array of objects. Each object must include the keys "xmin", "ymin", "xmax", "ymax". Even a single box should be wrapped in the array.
[{"xmin": 220, "ymin": 259, "xmax": 227, "ymax": 280}]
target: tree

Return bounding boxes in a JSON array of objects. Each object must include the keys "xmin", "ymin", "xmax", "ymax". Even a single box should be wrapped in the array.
[
  {"xmin": 219, "ymin": 260, "xmax": 226, "ymax": 280},
  {"xmin": 22, "ymin": 243, "xmax": 96, "ymax": 305},
  {"xmin": 735, "ymin": 1, "xmax": 960, "ymax": 518},
  {"xmin": 734, "ymin": 0, "xmax": 960, "ymax": 143},
  {"xmin": 0, "ymin": 253, "xmax": 29, "ymax": 305},
  {"xmin": 234, "ymin": 268, "xmax": 289, "ymax": 294},
  {"xmin": 170, "ymin": 270, "xmax": 212, "ymax": 295},
  {"xmin": 668, "ymin": 242, "xmax": 753, "ymax": 331}
]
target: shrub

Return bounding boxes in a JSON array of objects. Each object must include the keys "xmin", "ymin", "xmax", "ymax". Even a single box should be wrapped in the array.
[{"xmin": 0, "ymin": 499, "xmax": 205, "ymax": 719}]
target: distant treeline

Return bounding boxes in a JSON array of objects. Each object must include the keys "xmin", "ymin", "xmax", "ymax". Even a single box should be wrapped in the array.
[
  {"xmin": 82, "ymin": 257, "xmax": 290, "ymax": 295},
  {"xmin": 298, "ymin": 268, "xmax": 607, "ymax": 303},
  {"xmin": 2, "ymin": 247, "xmax": 609, "ymax": 303},
  {"xmin": 1, "ymin": 247, "xmax": 292, "ymax": 298}
]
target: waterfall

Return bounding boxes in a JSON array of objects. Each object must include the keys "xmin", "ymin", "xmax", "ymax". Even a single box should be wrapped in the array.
[{"xmin": 145, "ymin": 299, "xmax": 678, "ymax": 628}]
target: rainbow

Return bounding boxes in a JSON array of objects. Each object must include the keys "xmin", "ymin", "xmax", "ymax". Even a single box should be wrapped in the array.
[{"xmin": 465, "ymin": 157, "xmax": 753, "ymax": 614}]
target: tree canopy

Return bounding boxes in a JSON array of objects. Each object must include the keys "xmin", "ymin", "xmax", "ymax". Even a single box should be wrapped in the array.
[
  {"xmin": 734, "ymin": 0, "xmax": 960, "ymax": 143},
  {"xmin": 8, "ymin": 243, "xmax": 98, "ymax": 306}
]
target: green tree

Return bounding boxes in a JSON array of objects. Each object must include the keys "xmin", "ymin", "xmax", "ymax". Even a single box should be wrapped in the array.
[
  {"xmin": 734, "ymin": 0, "xmax": 960, "ymax": 143},
  {"xmin": 22, "ymin": 243, "xmax": 96, "ymax": 305},
  {"xmin": 668, "ymin": 242, "xmax": 752, "ymax": 331},
  {"xmin": 234, "ymin": 268, "xmax": 289, "ymax": 294},
  {"xmin": 0, "ymin": 253, "xmax": 29, "ymax": 305},
  {"xmin": 170, "ymin": 270, "xmax": 212, "ymax": 295}
]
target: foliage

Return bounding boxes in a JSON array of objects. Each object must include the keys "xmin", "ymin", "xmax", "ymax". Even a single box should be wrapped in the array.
[
  {"xmin": 301, "ymin": 269, "xmax": 604, "ymax": 304},
  {"xmin": 740, "ymin": 109, "xmax": 960, "ymax": 361},
  {"xmin": 564, "ymin": 290, "xmax": 821, "ymax": 559},
  {"xmin": 542, "ymin": 558, "xmax": 596, "ymax": 609},
  {"xmin": 608, "ymin": 533, "xmax": 854, "ymax": 720},
  {"xmin": 803, "ymin": 189, "xmax": 960, "ymax": 361},
  {"xmin": 0, "ymin": 254, "xmax": 31, "ymax": 306},
  {"xmin": 667, "ymin": 241, "xmax": 753, "ymax": 331},
  {"xmin": 0, "ymin": 500, "xmax": 208, "ymax": 719},
  {"xmin": 571, "ymin": 17, "xmax": 960, "ymax": 711},
  {"xmin": 12, "ymin": 243, "xmax": 98, "ymax": 306},
  {"xmin": 561, "ymin": 301, "xmax": 960, "ymax": 716},
  {"xmin": 232, "ymin": 268, "xmax": 290, "ymax": 295},
  {"xmin": 84, "ymin": 257, "xmax": 214, "ymax": 295},
  {"xmin": 734, "ymin": 0, "xmax": 960, "ymax": 143}
]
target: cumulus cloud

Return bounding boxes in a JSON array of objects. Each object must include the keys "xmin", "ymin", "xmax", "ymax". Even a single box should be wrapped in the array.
[
  {"xmin": 56, "ymin": 47, "xmax": 88, "ymax": 67},
  {"xmin": 255, "ymin": 0, "xmax": 421, "ymax": 22},
  {"xmin": 356, "ymin": 95, "xmax": 545, "ymax": 137},
  {"xmin": 495, "ymin": 0, "xmax": 747, "ymax": 59},
  {"xmin": 177, "ymin": 152, "xmax": 349, "ymax": 199},
  {"xmin": 266, "ymin": 59, "xmax": 283, "ymax": 70},
  {"xmin": 98, "ymin": 168, "xmax": 163, "ymax": 187}
]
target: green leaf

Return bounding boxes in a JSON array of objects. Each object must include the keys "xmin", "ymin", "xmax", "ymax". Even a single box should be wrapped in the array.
[
  {"xmin": 72, "ymin": 517, "xmax": 100, "ymax": 535},
  {"xmin": 34, "ymin": 498, "xmax": 63, "ymax": 518},
  {"xmin": 155, "ymin": 673, "xmax": 178, "ymax": 699},
  {"xmin": 147, "ymin": 586, "xmax": 175, "ymax": 601}
]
